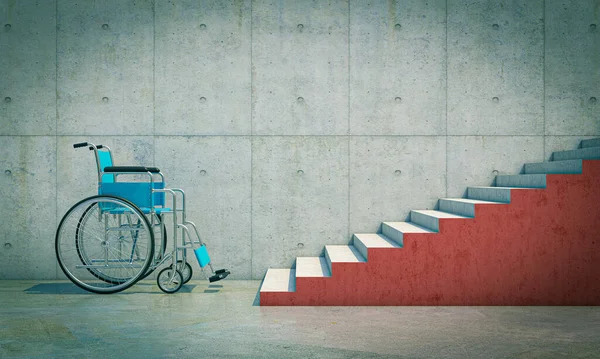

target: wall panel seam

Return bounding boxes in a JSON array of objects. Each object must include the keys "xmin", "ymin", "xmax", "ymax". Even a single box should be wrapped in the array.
[
  {"xmin": 250, "ymin": 0, "xmax": 254, "ymax": 279},
  {"xmin": 445, "ymin": 0, "xmax": 449, "ymax": 198},
  {"xmin": 153, "ymin": 0, "xmax": 156, "ymax": 166},
  {"xmin": 347, "ymin": 0, "xmax": 351, "ymax": 239},
  {"xmin": 55, "ymin": 0, "xmax": 58, "ymax": 279},
  {"xmin": 543, "ymin": 0, "xmax": 546, "ymax": 157}
]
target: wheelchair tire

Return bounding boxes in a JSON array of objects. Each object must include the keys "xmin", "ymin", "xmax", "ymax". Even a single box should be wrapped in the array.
[
  {"xmin": 157, "ymin": 268, "xmax": 183, "ymax": 293},
  {"xmin": 56, "ymin": 195, "xmax": 155, "ymax": 294},
  {"xmin": 171, "ymin": 260, "xmax": 192, "ymax": 284}
]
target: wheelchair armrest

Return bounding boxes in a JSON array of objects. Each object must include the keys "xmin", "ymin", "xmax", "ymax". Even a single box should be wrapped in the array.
[{"xmin": 104, "ymin": 166, "xmax": 161, "ymax": 173}]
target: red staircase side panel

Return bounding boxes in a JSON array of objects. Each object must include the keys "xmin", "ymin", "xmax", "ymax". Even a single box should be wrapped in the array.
[{"xmin": 261, "ymin": 160, "xmax": 600, "ymax": 306}]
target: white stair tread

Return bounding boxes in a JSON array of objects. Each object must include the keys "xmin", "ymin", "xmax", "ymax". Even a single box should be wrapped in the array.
[
  {"xmin": 383, "ymin": 222, "xmax": 435, "ymax": 233},
  {"xmin": 439, "ymin": 198, "xmax": 501, "ymax": 204},
  {"xmin": 260, "ymin": 268, "xmax": 296, "ymax": 292},
  {"xmin": 354, "ymin": 233, "xmax": 401, "ymax": 248},
  {"xmin": 411, "ymin": 210, "xmax": 469, "ymax": 219},
  {"xmin": 325, "ymin": 245, "xmax": 366, "ymax": 263},
  {"xmin": 296, "ymin": 257, "xmax": 331, "ymax": 277}
]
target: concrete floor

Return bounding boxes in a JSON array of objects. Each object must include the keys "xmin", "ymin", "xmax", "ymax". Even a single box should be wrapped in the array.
[{"xmin": 1, "ymin": 280, "xmax": 599, "ymax": 359}]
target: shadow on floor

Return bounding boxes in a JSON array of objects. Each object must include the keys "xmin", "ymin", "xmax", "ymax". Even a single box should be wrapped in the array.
[{"xmin": 24, "ymin": 282, "xmax": 198, "ymax": 294}]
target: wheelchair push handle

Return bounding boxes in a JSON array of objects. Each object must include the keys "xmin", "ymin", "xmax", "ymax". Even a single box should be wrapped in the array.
[{"xmin": 73, "ymin": 142, "xmax": 103, "ymax": 150}]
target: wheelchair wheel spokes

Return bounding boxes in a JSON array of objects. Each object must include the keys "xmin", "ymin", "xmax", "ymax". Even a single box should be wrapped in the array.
[{"xmin": 56, "ymin": 195, "xmax": 154, "ymax": 294}]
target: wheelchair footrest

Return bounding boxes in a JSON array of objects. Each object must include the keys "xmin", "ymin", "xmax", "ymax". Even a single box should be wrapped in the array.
[{"xmin": 209, "ymin": 269, "xmax": 230, "ymax": 283}]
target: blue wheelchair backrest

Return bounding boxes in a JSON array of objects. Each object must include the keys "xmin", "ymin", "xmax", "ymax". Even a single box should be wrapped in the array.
[
  {"xmin": 98, "ymin": 150, "xmax": 114, "ymax": 183},
  {"xmin": 96, "ymin": 148, "xmax": 165, "ymax": 209}
]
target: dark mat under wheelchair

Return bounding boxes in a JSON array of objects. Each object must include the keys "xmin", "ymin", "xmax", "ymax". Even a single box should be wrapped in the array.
[{"xmin": 24, "ymin": 283, "xmax": 197, "ymax": 294}]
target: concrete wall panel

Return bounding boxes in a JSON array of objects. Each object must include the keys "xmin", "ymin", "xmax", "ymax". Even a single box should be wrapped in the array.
[
  {"xmin": 448, "ymin": 0, "xmax": 544, "ymax": 135},
  {"xmin": 0, "ymin": 136, "xmax": 56, "ymax": 279},
  {"xmin": 252, "ymin": 0, "xmax": 349, "ymax": 135},
  {"xmin": 447, "ymin": 136, "xmax": 544, "ymax": 198},
  {"xmin": 545, "ymin": 0, "xmax": 600, "ymax": 135},
  {"xmin": 155, "ymin": 0, "xmax": 251, "ymax": 135},
  {"xmin": 0, "ymin": 0, "xmax": 56, "ymax": 135},
  {"xmin": 252, "ymin": 137, "xmax": 348, "ymax": 278},
  {"xmin": 155, "ymin": 136, "xmax": 252, "ymax": 279},
  {"xmin": 349, "ymin": 0, "xmax": 446, "ymax": 135},
  {"xmin": 349, "ymin": 136, "xmax": 446, "ymax": 234},
  {"xmin": 57, "ymin": 0, "xmax": 154, "ymax": 135}
]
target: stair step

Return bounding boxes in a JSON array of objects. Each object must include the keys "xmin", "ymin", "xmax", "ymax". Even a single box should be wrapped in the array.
[
  {"xmin": 467, "ymin": 186, "xmax": 512, "ymax": 203},
  {"xmin": 325, "ymin": 245, "xmax": 366, "ymax": 272},
  {"xmin": 552, "ymin": 147, "xmax": 600, "ymax": 161},
  {"xmin": 353, "ymin": 233, "xmax": 401, "ymax": 260},
  {"xmin": 381, "ymin": 222, "xmax": 434, "ymax": 245},
  {"xmin": 260, "ymin": 268, "xmax": 296, "ymax": 293},
  {"xmin": 438, "ymin": 198, "xmax": 504, "ymax": 217},
  {"xmin": 580, "ymin": 138, "xmax": 600, "ymax": 148},
  {"xmin": 495, "ymin": 174, "xmax": 546, "ymax": 188},
  {"xmin": 523, "ymin": 159, "xmax": 583, "ymax": 174},
  {"xmin": 410, "ymin": 210, "xmax": 469, "ymax": 232},
  {"xmin": 296, "ymin": 257, "xmax": 331, "ymax": 277}
]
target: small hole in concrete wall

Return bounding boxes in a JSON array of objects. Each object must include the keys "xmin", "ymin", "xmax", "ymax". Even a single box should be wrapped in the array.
[
  {"xmin": 394, "ymin": 170, "xmax": 402, "ymax": 176},
  {"xmin": 297, "ymin": 243, "xmax": 304, "ymax": 248},
  {"xmin": 297, "ymin": 170, "xmax": 304, "ymax": 175},
  {"xmin": 297, "ymin": 24, "xmax": 304, "ymax": 29},
  {"xmin": 395, "ymin": 97, "xmax": 402, "ymax": 102},
  {"xmin": 4, "ymin": 24, "xmax": 11, "ymax": 29},
  {"xmin": 4, "ymin": 243, "xmax": 11, "ymax": 249},
  {"xmin": 4, "ymin": 170, "xmax": 11, "ymax": 175},
  {"xmin": 394, "ymin": 24, "xmax": 401, "ymax": 30},
  {"xmin": 102, "ymin": 97, "xmax": 109, "ymax": 103},
  {"xmin": 590, "ymin": 24, "xmax": 597, "ymax": 30},
  {"xmin": 200, "ymin": 24, "xmax": 207, "ymax": 30},
  {"xmin": 492, "ymin": 97, "xmax": 499, "ymax": 103},
  {"xmin": 590, "ymin": 97, "xmax": 597, "ymax": 103},
  {"xmin": 297, "ymin": 97, "xmax": 304, "ymax": 102},
  {"xmin": 199, "ymin": 97, "xmax": 207, "ymax": 103},
  {"xmin": 492, "ymin": 24, "xmax": 499, "ymax": 30},
  {"xmin": 102, "ymin": 24, "xmax": 109, "ymax": 30},
  {"xmin": 492, "ymin": 170, "xmax": 499, "ymax": 176},
  {"xmin": 4, "ymin": 97, "xmax": 11, "ymax": 103},
  {"xmin": 199, "ymin": 170, "xmax": 207, "ymax": 176}
]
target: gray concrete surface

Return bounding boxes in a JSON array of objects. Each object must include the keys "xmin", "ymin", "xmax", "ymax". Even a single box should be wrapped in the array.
[
  {"xmin": 349, "ymin": 0, "xmax": 447, "ymax": 136},
  {"xmin": 1, "ymin": 280, "xmax": 600, "ymax": 358},
  {"xmin": 447, "ymin": 0, "xmax": 544, "ymax": 136},
  {"xmin": 155, "ymin": 0, "xmax": 252, "ymax": 135},
  {"xmin": 57, "ymin": 0, "xmax": 154, "ymax": 136},
  {"xmin": 1, "ymin": 0, "xmax": 599, "ymax": 280},
  {"xmin": 545, "ymin": 0, "xmax": 600, "ymax": 136}
]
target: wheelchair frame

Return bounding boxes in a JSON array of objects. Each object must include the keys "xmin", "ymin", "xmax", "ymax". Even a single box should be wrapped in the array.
[{"xmin": 55, "ymin": 142, "xmax": 229, "ymax": 294}]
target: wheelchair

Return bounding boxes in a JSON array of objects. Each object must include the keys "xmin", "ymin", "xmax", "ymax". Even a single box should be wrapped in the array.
[{"xmin": 55, "ymin": 142, "xmax": 230, "ymax": 294}]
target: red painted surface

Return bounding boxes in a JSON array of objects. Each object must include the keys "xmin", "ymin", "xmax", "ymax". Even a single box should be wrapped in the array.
[{"xmin": 261, "ymin": 160, "xmax": 600, "ymax": 306}]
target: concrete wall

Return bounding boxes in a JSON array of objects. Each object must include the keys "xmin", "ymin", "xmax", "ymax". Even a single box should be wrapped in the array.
[{"xmin": 1, "ymin": 0, "xmax": 598, "ymax": 280}]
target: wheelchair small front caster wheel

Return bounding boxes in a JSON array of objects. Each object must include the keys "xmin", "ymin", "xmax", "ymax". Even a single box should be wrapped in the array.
[
  {"xmin": 170, "ymin": 260, "xmax": 193, "ymax": 284},
  {"xmin": 157, "ymin": 268, "xmax": 183, "ymax": 293}
]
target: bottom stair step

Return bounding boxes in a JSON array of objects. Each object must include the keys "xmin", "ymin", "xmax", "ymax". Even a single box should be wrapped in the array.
[{"xmin": 260, "ymin": 268, "xmax": 296, "ymax": 292}]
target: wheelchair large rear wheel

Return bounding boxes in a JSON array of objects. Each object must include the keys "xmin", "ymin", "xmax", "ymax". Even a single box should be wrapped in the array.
[{"xmin": 56, "ymin": 195, "xmax": 154, "ymax": 294}]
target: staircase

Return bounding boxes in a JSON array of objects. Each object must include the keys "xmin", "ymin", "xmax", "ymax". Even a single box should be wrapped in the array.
[{"xmin": 259, "ymin": 138, "xmax": 600, "ymax": 306}]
